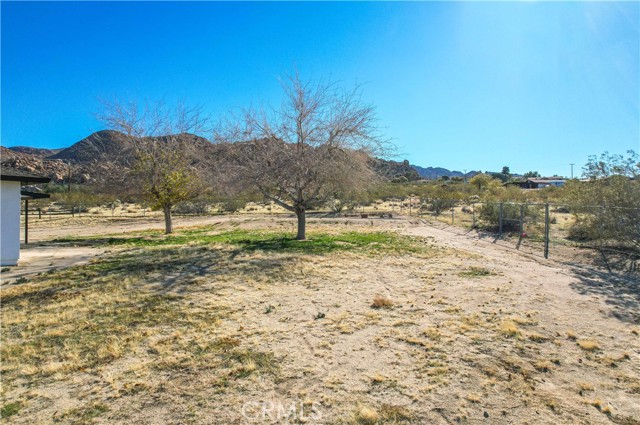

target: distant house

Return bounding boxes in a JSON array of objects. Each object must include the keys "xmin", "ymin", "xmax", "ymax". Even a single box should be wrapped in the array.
[
  {"xmin": 508, "ymin": 178, "xmax": 566, "ymax": 189},
  {"xmin": 1, "ymin": 166, "xmax": 50, "ymax": 266}
]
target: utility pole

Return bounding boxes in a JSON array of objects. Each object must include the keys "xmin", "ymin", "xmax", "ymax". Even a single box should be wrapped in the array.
[
  {"xmin": 67, "ymin": 161, "xmax": 71, "ymax": 192},
  {"xmin": 463, "ymin": 169, "xmax": 468, "ymax": 183},
  {"xmin": 570, "ymin": 163, "xmax": 574, "ymax": 179}
]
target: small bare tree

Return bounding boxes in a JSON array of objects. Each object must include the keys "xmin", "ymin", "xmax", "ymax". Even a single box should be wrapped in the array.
[
  {"xmin": 98, "ymin": 99, "xmax": 209, "ymax": 233},
  {"xmin": 217, "ymin": 73, "xmax": 389, "ymax": 240}
]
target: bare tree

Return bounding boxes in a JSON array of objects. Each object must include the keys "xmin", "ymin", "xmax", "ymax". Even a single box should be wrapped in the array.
[
  {"xmin": 98, "ymin": 99, "xmax": 210, "ymax": 233},
  {"xmin": 216, "ymin": 73, "xmax": 389, "ymax": 240}
]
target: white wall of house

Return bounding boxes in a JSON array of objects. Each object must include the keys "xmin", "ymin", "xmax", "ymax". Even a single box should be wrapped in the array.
[{"xmin": 1, "ymin": 180, "xmax": 21, "ymax": 266}]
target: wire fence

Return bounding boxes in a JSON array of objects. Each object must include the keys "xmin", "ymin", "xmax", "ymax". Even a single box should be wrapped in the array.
[{"xmin": 350, "ymin": 197, "xmax": 639, "ymax": 266}]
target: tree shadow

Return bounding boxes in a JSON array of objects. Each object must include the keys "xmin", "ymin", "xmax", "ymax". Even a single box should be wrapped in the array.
[
  {"xmin": 102, "ymin": 245, "xmax": 300, "ymax": 295},
  {"xmin": 568, "ymin": 265, "xmax": 640, "ymax": 324},
  {"xmin": 3, "ymin": 244, "xmax": 299, "ymax": 305}
]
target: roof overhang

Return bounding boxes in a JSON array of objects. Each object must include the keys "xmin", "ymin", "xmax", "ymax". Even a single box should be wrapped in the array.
[
  {"xmin": 21, "ymin": 190, "xmax": 51, "ymax": 200},
  {"xmin": 1, "ymin": 175, "xmax": 51, "ymax": 184}
]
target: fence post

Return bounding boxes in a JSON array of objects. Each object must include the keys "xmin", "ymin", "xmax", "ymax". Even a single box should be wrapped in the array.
[
  {"xmin": 516, "ymin": 204, "xmax": 525, "ymax": 250},
  {"xmin": 499, "ymin": 203, "xmax": 503, "ymax": 235},
  {"xmin": 24, "ymin": 199, "xmax": 29, "ymax": 244},
  {"xmin": 451, "ymin": 207, "xmax": 454, "ymax": 225},
  {"xmin": 38, "ymin": 208, "xmax": 42, "ymax": 219},
  {"xmin": 409, "ymin": 198, "xmax": 412, "ymax": 217},
  {"xmin": 544, "ymin": 203, "xmax": 550, "ymax": 259},
  {"xmin": 472, "ymin": 203, "xmax": 476, "ymax": 228}
]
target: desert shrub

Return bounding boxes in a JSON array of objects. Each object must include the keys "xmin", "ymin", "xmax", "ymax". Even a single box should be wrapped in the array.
[
  {"xmin": 478, "ymin": 202, "xmax": 540, "ymax": 232},
  {"xmin": 218, "ymin": 198, "xmax": 247, "ymax": 213},
  {"xmin": 421, "ymin": 184, "xmax": 461, "ymax": 215},
  {"xmin": 40, "ymin": 182, "xmax": 68, "ymax": 194},
  {"xmin": 563, "ymin": 176, "xmax": 640, "ymax": 248},
  {"xmin": 173, "ymin": 200, "xmax": 211, "ymax": 215},
  {"xmin": 52, "ymin": 189, "xmax": 102, "ymax": 213},
  {"xmin": 567, "ymin": 222, "xmax": 595, "ymax": 241},
  {"xmin": 426, "ymin": 198, "xmax": 457, "ymax": 215},
  {"xmin": 327, "ymin": 198, "xmax": 357, "ymax": 213}
]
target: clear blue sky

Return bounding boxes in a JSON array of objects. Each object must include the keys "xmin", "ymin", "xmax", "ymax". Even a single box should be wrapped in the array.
[{"xmin": 2, "ymin": 1, "xmax": 638, "ymax": 177}]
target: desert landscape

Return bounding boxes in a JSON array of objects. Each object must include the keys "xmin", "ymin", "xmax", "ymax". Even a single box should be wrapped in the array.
[
  {"xmin": 1, "ymin": 213, "xmax": 638, "ymax": 424},
  {"xmin": 2, "ymin": 3, "xmax": 638, "ymax": 424}
]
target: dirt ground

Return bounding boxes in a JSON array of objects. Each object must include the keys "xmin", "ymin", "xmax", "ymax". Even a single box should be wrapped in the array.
[{"xmin": 1, "ymin": 214, "xmax": 638, "ymax": 424}]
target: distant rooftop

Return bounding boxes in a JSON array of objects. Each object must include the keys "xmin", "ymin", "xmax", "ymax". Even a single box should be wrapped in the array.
[{"xmin": 528, "ymin": 178, "xmax": 565, "ymax": 183}]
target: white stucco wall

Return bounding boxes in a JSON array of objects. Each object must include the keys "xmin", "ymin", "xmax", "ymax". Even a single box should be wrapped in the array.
[{"xmin": 1, "ymin": 180, "xmax": 22, "ymax": 266}]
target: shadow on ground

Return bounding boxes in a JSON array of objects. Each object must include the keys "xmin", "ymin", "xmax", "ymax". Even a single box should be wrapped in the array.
[
  {"xmin": 568, "ymin": 265, "xmax": 640, "ymax": 324},
  {"xmin": 2, "ymin": 244, "xmax": 299, "ymax": 305}
]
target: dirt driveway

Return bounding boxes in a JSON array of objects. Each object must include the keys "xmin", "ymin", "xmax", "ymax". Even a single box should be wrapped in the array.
[{"xmin": 404, "ymin": 223, "xmax": 640, "ymax": 324}]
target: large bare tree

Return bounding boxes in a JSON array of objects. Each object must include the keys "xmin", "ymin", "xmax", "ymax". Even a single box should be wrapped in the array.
[
  {"xmin": 217, "ymin": 74, "xmax": 389, "ymax": 240},
  {"xmin": 98, "ymin": 100, "xmax": 210, "ymax": 233}
]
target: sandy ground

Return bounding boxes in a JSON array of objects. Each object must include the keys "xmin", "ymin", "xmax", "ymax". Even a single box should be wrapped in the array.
[{"xmin": 2, "ymin": 214, "xmax": 639, "ymax": 424}]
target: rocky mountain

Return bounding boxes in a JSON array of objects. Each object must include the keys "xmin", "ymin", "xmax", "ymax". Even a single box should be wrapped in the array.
[
  {"xmin": 1, "ymin": 146, "xmax": 74, "ymax": 182},
  {"xmin": 1, "ymin": 130, "xmax": 217, "ymax": 185},
  {"xmin": 412, "ymin": 165, "xmax": 480, "ymax": 180},
  {"xmin": 372, "ymin": 159, "xmax": 423, "ymax": 182}
]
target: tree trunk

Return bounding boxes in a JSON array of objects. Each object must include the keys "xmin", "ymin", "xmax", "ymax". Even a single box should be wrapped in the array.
[
  {"xmin": 163, "ymin": 205, "xmax": 173, "ymax": 234},
  {"xmin": 296, "ymin": 207, "xmax": 306, "ymax": 240}
]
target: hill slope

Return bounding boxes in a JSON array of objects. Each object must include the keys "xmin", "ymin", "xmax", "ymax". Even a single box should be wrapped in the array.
[
  {"xmin": 412, "ymin": 165, "xmax": 481, "ymax": 180},
  {"xmin": 7, "ymin": 146, "xmax": 63, "ymax": 158},
  {"xmin": 2, "ymin": 131, "xmax": 429, "ymax": 185},
  {"xmin": 48, "ymin": 130, "xmax": 133, "ymax": 163},
  {"xmin": 1, "ymin": 130, "xmax": 218, "ymax": 185}
]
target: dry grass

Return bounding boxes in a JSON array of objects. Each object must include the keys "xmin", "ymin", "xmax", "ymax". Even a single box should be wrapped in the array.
[
  {"xmin": 578, "ymin": 381, "xmax": 595, "ymax": 392},
  {"xmin": 527, "ymin": 332, "xmax": 549, "ymax": 342},
  {"xmin": 577, "ymin": 339, "xmax": 600, "ymax": 351},
  {"xmin": 499, "ymin": 319, "xmax": 520, "ymax": 337},
  {"xmin": 350, "ymin": 406, "xmax": 379, "ymax": 425},
  {"xmin": 349, "ymin": 404, "xmax": 413, "ymax": 424},
  {"xmin": 371, "ymin": 295, "xmax": 394, "ymax": 310}
]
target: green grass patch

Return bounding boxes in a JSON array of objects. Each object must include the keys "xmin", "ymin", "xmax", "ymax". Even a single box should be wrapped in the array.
[
  {"xmin": 1, "ymin": 402, "xmax": 22, "ymax": 419},
  {"xmin": 56, "ymin": 402, "xmax": 108, "ymax": 424},
  {"xmin": 53, "ymin": 229, "xmax": 430, "ymax": 256}
]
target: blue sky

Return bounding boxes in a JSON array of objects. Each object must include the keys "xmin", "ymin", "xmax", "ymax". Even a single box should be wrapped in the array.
[{"xmin": 2, "ymin": 1, "xmax": 638, "ymax": 177}]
